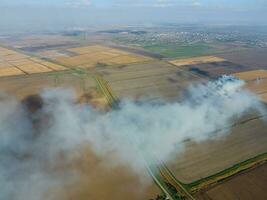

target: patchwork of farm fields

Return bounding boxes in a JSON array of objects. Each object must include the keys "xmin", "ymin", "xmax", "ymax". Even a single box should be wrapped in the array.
[
  {"xmin": 1, "ymin": 36, "xmax": 267, "ymax": 199},
  {"xmin": 0, "ymin": 47, "xmax": 66, "ymax": 77},
  {"xmin": 40, "ymin": 45, "xmax": 152, "ymax": 69}
]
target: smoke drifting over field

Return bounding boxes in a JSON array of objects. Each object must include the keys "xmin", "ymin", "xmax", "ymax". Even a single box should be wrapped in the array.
[{"xmin": 0, "ymin": 76, "xmax": 265, "ymax": 200}]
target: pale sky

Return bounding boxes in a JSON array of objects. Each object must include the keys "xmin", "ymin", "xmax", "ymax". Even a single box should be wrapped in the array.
[
  {"xmin": 0, "ymin": 0, "xmax": 266, "ymax": 33},
  {"xmin": 1, "ymin": 0, "xmax": 266, "ymax": 9}
]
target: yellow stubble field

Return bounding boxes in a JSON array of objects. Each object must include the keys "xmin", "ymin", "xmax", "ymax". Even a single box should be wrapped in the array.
[
  {"xmin": 169, "ymin": 56, "xmax": 226, "ymax": 67},
  {"xmin": 0, "ymin": 47, "xmax": 67, "ymax": 77},
  {"xmin": 54, "ymin": 45, "xmax": 152, "ymax": 69},
  {"xmin": 234, "ymin": 69, "xmax": 267, "ymax": 103},
  {"xmin": 0, "ymin": 66, "xmax": 24, "ymax": 77},
  {"xmin": 16, "ymin": 63, "xmax": 53, "ymax": 74}
]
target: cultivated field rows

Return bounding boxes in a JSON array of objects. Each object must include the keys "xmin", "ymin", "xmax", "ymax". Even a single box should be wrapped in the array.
[
  {"xmin": 0, "ymin": 47, "xmax": 67, "ymax": 77},
  {"xmin": 99, "ymin": 62, "xmax": 201, "ymax": 100},
  {"xmin": 196, "ymin": 163, "xmax": 267, "ymax": 200},
  {"xmin": 169, "ymin": 56, "xmax": 226, "ymax": 67},
  {"xmin": 49, "ymin": 45, "xmax": 152, "ymax": 68},
  {"xmin": 217, "ymin": 48, "xmax": 267, "ymax": 69},
  {"xmin": 167, "ymin": 118, "xmax": 267, "ymax": 183},
  {"xmin": 0, "ymin": 72, "xmax": 96, "ymax": 99}
]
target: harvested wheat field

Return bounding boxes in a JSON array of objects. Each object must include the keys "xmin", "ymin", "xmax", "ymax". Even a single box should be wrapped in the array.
[
  {"xmin": 196, "ymin": 162, "xmax": 267, "ymax": 200},
  {"xmin": 0, "ymin": 47, "xmax": 67, "ymax": 77},
  {"xmin": 39, "ymin": 61, "xmax": 67, "ymax": 71},
  {"xmin": 0, "ymin": 71, "xmax": 96, "ymax": 99},
  {"xmin": 98, "ymin": 61, "xmax": 204, "ymax": 101},
  {"xmin": 234, "ymin": 69, "xmax": 267, "ymax": 81},
  {"xmin": 0, "ymin": 66, "xmax": 24, "ymax": 77},
  {"xmin": 52, "ymin": 45, "xmax": 152, "ymax": 69},
  {"xmin": 169, "ymin": 56, "xmax": 226, "ymax": 67},
  {"xmin": 234, "ymin": 69, "xmax": 267, "ymax": 103},
  {"xmin": 167, "ymin": 117, "xmax": 267, "ymax": 184},
  {"xmin": 16, "ymin": 63, "xmax": 53, "ymax": 74}
]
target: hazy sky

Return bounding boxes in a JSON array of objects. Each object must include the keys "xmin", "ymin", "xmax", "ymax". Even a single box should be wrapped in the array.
[
  {"xmin": 0, "ymin": 0, "xmax": 266, "ymax": 33},
  {"xmin": 1, "ymin": 0, "xmax": 266, "ymax": 8}
]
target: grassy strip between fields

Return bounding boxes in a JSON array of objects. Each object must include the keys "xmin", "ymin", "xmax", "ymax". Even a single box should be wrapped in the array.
[{"xmin": 179, "ymin": 152, "xmax": 267, "ymax": 194}]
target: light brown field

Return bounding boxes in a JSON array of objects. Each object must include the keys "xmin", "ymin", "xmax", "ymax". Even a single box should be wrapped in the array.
[
  {"xmin": 29, "ymin": 57, "xmax": 44, "ymax": 63},
  {"xmin": 0, "ymin": 66, "xmax": 24, "ymax": 77},
  {"xmin": 233, "ymin": 69, "xmax": 267, "ymax": 104},
  {"xmin": 98, "ymin": 61, "xmax": 203, "ymax": 102},
  {"xmin": 39, "ymin": 50, "xmax": 68, "ymax": 58},
  {"xmin": 0, "ymin": 47, "xmax": 67, "ymax": 77},
  {"xmin": 104, "ymin": 55, "xmax": 149, "ymax": 65},
  {"xmin": 3, "ymin": 54, "xmax": 29, "ymax": 61},
  {"xmin": 9, "ymin": 58, "xmax": 35, "ymax": 66},
  {"xmin": 0, "ymin": 49, "xmax": 16, "ymax": 56},
  {"xmin": 234, "ymin": 69, "xmax": 267, "ymax": 81},
  {"xmin": 16, "ymin": 63, "xmax": 52, "ymax": 74},
  {"xmin": 260, "ymin": 93, "xmax": 267, "ymax": 103},
  {"xmin": 169, "ymin": 56, "xmax": 226, "ymax": 67},
  {"xmin": 167, "ymin": 117, "xmax": 267, "ymax": 183},
  {"xmin": 68, "ymin": 45, "xmax": 111, "ymax": 54},
  {"xmin": 40, "ymin": 61, "xmax": 67, "ymax": 71},
  {"xmin": 0, "ymin": 71, "xmax": 96, "ymax": 99},
  {"xmin": 53, "ymin": 45, "xmax": 152, "ymax": 68},
  {"xmin": 0, "ymin": 62, "xmax": 13, "ymax": 68}
]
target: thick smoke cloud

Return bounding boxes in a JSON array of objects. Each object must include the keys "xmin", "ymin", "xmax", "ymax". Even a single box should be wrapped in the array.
[{"xmin": 0, "ymin": 76, "xmax": 265, "ymax": 200}]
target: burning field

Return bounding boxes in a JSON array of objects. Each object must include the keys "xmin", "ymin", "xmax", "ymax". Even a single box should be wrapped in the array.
[{"xmin": 0, "ymin": 75, "xmax": 266, "ymax": 200}]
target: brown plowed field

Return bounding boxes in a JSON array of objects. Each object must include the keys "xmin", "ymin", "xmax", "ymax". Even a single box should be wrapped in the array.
[
  {"xmin": 195, "ymin": 162, "xmax": 267, "ymax": 200},
  {"xmin": 217, "ymin": 48, "xmax": 267, "ymax": 69},
  {"xmin": 174, "ymin": 61, "xmax": 253, "ymax": 79}
]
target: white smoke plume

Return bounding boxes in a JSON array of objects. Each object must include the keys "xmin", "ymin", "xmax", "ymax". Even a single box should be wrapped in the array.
[{"xmin": 0, "ymin": 75, "xmax": 265, "ymax": 200}]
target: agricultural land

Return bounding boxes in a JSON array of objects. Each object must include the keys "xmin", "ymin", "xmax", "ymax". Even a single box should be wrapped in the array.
[{"xmin": 0, "ymin": 24, "xmax": 267, "ymax": 200}]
